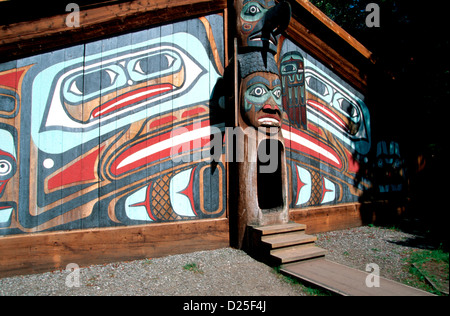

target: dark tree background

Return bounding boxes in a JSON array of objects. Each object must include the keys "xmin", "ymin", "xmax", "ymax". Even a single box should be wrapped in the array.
[
  {"xmin": 310, "ymin": 0, "xmax": 448, "ymax": 145},
  {"xmin": 310, "ymin": 0, "xmax": 448, "ymax": 244}
]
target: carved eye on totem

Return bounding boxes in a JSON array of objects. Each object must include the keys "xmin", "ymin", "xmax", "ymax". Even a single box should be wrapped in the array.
[
  {"xmin": 245, "ymin": 83, "xmax": 282, "ymax": 109},
  {"xmin": 392, "ymin": 159, "xmax": 402, "ymax": 169},
  {"xmin": 250, "ymin": 86, "xmax": 268, "ymax": 98},
  {"xmin": 241, "ymin": 2, "xmax": 266, "ymax": 22},
  {"xmin": 246, "ymin": 5, "xmax": 262, "ymax": 16},
  {"xmin": 281, "ymin": 64, "xmax": 297, "ymax": 74},
  {"xmin": 272, "ymin": 88, "xmax": 281, "ymax": 99}
]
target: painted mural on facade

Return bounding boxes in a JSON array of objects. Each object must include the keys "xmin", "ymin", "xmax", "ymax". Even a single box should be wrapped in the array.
[
  {"xmin": 0, "ymin": 15, "xmax": 227, "ymax": 235},
  {"xmin": 0, "ymin": 3, "xmax": 373, "ymax": 237},
  {"xmin": 279, "ymin": 38, "xmax": 372, "ymax": 208},
  {"xmin": 373, "ymin": 140, "xmax": 406, "ymax": 194}
]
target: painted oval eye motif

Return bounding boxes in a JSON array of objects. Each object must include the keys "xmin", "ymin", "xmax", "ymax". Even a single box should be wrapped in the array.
[
  {"xmin": 0, "ymin": 158, "xmax": 14, "ymax": 179},
  {"xmin": 68, "ymin": 69, "xmax": 118, "ymax": 96},
  {"xmin": 0, "ymin": 94, "xmax": 16, "ymax": 113},
  {"xmin": 282, "ymin": 64, "xmax": 297, "ymax": 74},
  {"xmin": 68, "ymin": 77, "xmax": 83, "ymax": 96},
  {"xmin": 250, "ymin": 86, "xmax": 267, "ymax": 97},
  {"xmin": 133, "ymin": 54, "xmax": 176, "ymax": 75},
  {"xmin": 306, "ymin": 76, "xmax": 329, "ymax": 97},
  {"xmin": 337, "ymin": 98, "xmax": 360, "ymax": 121},
  {"xmin": 0, "ymin": 160, "xmax": 11, "ymax": 176}
]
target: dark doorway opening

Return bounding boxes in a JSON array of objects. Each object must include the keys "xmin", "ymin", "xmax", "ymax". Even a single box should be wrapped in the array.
[{"xmin": 257, "ymin": 139, "xmax": 284, "ymax": 211}]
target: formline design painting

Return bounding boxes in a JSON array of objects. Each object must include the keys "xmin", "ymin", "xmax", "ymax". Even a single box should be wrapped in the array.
[
  {"xmin": 279, "ymin": 38, "xmax": 372, "ymax": 210},
  {"xmin": 0, "ymin": 15, "xmax": 227, "ymax": 235},
  {"xmin": 0, "ymin": 3, "xmax": 373, "ymax": 240}
]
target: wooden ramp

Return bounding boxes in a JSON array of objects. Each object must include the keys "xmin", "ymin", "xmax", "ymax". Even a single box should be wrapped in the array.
[{"xmin": 281, "ymin": 258, "xmax": 435, "ymax": 296}]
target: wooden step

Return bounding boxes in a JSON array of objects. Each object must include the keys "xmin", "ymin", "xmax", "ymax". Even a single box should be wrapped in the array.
[
  {"xmin": 271, "ymin": 244, "xmax": 327, "ymax": 264},
  {"xmin": 262, "ymin": 232, "xmax": 316, "ymax": 249},
  {"xmin": 252, "ymin": 223, "xmax": 306, "ymax": 236}
]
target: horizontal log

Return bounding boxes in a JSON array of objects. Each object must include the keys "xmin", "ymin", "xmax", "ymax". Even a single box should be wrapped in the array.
[
  {"xmin": 289, "ymin": 201, "xmax": 407, "ymax": 234},
  {"xmin": 0, "ymin": 0, "xmax": 227, "ymax": 62},
  {"xmin": 0, "ymin": 218, "xmax": 229, "ymax": 278},
  {"xmin": 289, "ymin": 203, "xmax": 364, "ymax": 234},
  {"xmin": 293, "ymin": 0, "xmax": 375, "ymax": 63}
]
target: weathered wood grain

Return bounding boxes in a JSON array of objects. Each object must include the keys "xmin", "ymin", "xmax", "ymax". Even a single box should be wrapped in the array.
[
  {"xmin": 0, "ymin": 0, "xmax": 227, "ymax": 62},
  {"xmin": 0, "ymin": 218, "xmax": 229, "ymax": 277},
  {"xmin": 289, "ymin": 203, "xmax": 364, "ymax": 234}
]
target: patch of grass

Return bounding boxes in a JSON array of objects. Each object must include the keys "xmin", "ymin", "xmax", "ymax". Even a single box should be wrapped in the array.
[
  {"xmin": 182, "ymin": 262, "xmax": 204, "ymax": 274},
  {"xmin": 367, "ymin": 223, "xmax": 400, "ymax": 231},
  {"xmin": 142, "ymin": 258, "xmax": 152, "ymax": 265},
  {"xmin": 403, "ymin": 247, "xmax": 449, "ymax": 295},
  {"xmin": 272, "ymin": 266, "xmax": 335, "ymax": 296}
]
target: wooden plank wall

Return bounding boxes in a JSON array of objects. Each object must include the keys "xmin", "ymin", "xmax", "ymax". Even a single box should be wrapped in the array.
[
  {"xmin": 0, "ymin": 13, "xmax": 228, "ymax": 233},
  {"xmin": 0, "ymin": 2, "xmax": 230, "ymax": 276}
]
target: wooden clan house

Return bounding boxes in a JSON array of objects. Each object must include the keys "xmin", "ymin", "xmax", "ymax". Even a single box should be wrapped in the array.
[{"xmin": 0, "ymin": 0, "xmax": 381, "ymax": 276}]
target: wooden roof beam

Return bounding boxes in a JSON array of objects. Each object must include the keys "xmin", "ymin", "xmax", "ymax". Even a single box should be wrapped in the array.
[
  {"xmin": 293, "ymin": 0, "xmax": 375, "ymax": 63},
  {"xmin": 0, "ymin": 0, "xmax": 227, "ymax": 62}
]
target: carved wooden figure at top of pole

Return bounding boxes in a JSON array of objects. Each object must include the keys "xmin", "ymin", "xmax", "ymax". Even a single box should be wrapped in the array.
[{"xmin": 233, "ymin": 0, "xmax": 291, "ymax": 55}]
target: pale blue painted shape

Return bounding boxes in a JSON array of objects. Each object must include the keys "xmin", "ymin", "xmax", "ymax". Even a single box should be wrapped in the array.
[
  {"xmin": 295, "ymin": 165, "xmax": 311, "ymax": 206},
  {"xmin": 321, "ymin": 177, "xmax": 336, "ymax": 204},
  {"xmin": 0, "ymin": 129, "xmax": 16, "ymax": 158},
  {"xmin": 125, "ymin": 185, "xmax": 153, "ymax": 221},
  {"xmin": 169, "ymin": 168, "xmax": 196, "ymax": 217},
  {"xmin": 0, "ymin": 207, "xmax": 13, "ymax": 223}
]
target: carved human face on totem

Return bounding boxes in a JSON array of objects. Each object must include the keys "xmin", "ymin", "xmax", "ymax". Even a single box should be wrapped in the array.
[
  {"xmin": 234, "ymin": 0, "xmax": 291, "ymax": 54},
  {"xmin": 240, "ymin": 72, "xmax": 283, "ymax": 129}
]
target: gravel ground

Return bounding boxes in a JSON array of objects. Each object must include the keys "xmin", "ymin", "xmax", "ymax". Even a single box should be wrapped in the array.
[
  {"xmin": 316, "ymin": 226, "xmax": 426, "ymax": 284},
  {"xmin": 0, "ymin": 247, "xmax": 307, "ymax": 296},
  {"xmin": 0, "ymin": 225, "xmax": 431, "ymax": 296}
]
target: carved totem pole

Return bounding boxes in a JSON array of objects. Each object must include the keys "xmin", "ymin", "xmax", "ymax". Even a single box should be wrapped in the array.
[{"xmin": 233, "ymin": 0, "xmax": 292, "ymax": 249}]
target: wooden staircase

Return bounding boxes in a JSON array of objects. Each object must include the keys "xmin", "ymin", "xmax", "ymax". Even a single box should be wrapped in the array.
[
  {"xmin": 247, "ymin": 222, "xmax": 434, "ymax": 296},
  {"xmin": 247, "ymin": 222, "xmax": 327, "ymax": 265}
]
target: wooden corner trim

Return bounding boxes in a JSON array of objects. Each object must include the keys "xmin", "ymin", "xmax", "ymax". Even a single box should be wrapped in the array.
[{"xmin": 294, "ymin": 0, "xmax": 374, "ymax": 63}]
